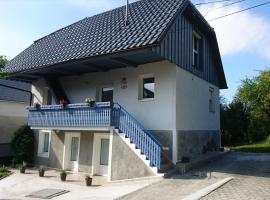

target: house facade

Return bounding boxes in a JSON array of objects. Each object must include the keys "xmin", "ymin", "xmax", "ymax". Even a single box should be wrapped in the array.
[
  {"xmin": 0, "ymin": 79, "xmax": 31, "ymax": 158},
  {"xmin": 4, "ymin": 0, "xmax": 227, "ymax": 181}
]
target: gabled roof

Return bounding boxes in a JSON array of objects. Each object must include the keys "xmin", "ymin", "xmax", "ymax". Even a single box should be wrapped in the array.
[
  {"xmin": 5, "ymin": 0, "xmax": 185, "ymax": 73},
  {"xmin": 4, "ymin": 0, "xmax": 227, "ymax": 89},
  {"xmin": 0, "ymin": 79, "xmax": 31, "ymax": 103}
]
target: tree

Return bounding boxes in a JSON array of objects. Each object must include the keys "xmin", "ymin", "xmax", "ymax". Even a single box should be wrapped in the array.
[
  {"xmin": 0, "ymin": 55, "xmax": 8, "ymax": 78},
  {"xmin": 236, "ymin": 69, "xmax": 270, "ymax": 142},
  {"xmin": 220, "ymin": 99, "xmax": 250, "ymax": 146}
]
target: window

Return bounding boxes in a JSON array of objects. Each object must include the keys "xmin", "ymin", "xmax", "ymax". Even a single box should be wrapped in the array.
[
  {"xmin": 43, "ymin": 133, "xmax": 49, "ymax": 153},
  {"xmin": 101, "ymin": 87, "xmax": 114, "ymax": 102},
  {"xmin": 38, "ymin": 130, "xmax": 51, "ymax": 157},
  {"xmin": 209, "ymin": 87, "xmax": 215, "ymax": 113},
  {"xmin": 139, "ymin": 75, "xmax": 155, "ymax": 100},
  {"xmin": 193, "ymin": 32, "xmax": 203, "ymax": 71}
]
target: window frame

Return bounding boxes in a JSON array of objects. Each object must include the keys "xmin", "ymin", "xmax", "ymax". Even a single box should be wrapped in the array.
[
  {"xmin": 38, "ymin": 130, "xmax": 51, "ymax": 158},
  {"xmin": 138, "ymin": 74, "xmax": 155, "ymax": 101},
  {"xmin": 193, "ymin": 31, "xmax": 203, "ymax": 71}
]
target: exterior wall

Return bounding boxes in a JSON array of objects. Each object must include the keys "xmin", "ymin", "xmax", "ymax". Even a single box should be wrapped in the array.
[
  {"xmin": 0, "ymin": 101, "xmax": 28, "ymax": 157},
  {"xmin": 34, "ymin": 130, "xmax": 65, "ymax": 168},
  {"xmin": 150, "ymin": 130, "xmax": 173, "ymax": 159},
  {"xmin": 110, "ymin": 132, "xmax": 154, "ymax": 181},
  {"xmin": 31, "ymin": 79, "xmax": 56, "ymax": 105},
  {"xmin": 152, "ymin": 14, "xmax": 219, "ymax": 87},
  {"xmin": 34, "ymin": 130, "xmax": 95, "ymax": 173},
  {"xmin": 176, "ymin": 67, "xmax": 220, "ymax": 131},
  {"xmin": 175, "ymin": 67, "xmax": 221, "ymax": 161},
  {"xmin": 78, "ymin": 132, "xmax": 94, "ymax": 173},
  {"xmin": 31, "ymin": 61, "xmax": 177, "ymax": 131}
]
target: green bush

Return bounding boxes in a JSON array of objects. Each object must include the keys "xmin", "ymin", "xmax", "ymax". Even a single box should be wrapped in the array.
[
  {"xmin": 11, "ymin": 125, "xmax": 35, "ymax": 164},
  {"xmin": 0, "ymin": 166, "xmax": 11, "ymax": 178}
]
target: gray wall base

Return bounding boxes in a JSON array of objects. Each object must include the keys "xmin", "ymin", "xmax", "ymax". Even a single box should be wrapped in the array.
[{"xmin": 177, "ymin": 130, "xmax": 221, "ymax": 161}]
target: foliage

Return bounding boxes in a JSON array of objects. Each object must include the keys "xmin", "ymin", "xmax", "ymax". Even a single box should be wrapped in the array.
[
  {"xmin": 230, "ymin": 140, "xmax": 270, "ymax": 153},
  {"xmin": 0, "ymin": 166, "xmax": 11, "ymax": 178},
  {"xmin": 19, "ymin": 161, "xmax": 27, "ymax": 170},
  {"xmin": 237, "ymin": 69, "xmax": 270, "ymax": 143},
  {"xmin": 37, "ymin": 165, "xmax": 44, "ymax": 172},
  {"xmin": 221, "ymin": 68, "xmax": 270, "ymax": 146},
  {"xmin": 0, "ymin": 55, "xmax": 8, "ymax": 78},
  {"xmin": 11, "ymin": 125, "xmax": 35, "ymax": 164},
  {"xmin": 85, "ymin": 175, "xmax": 92, "ymax": 180},
  {"xmin": 221, "ymin": 100, "xmax": 250, "ymax": 146},
  {"xmin": 60, "ymin": 170, "xmax": 67, "ymax": 176}
]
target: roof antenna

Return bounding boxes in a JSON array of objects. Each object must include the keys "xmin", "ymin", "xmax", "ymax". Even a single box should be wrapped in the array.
[{"xmin": 125, "ymin": 0, "xmax": 129, "ymax": 26}]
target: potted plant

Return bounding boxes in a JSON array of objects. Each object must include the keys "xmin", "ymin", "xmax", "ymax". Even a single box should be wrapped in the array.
[
  {"xmin": 37, "ymin": 165, "xmax": 45, "ymax": 177},
  {"xmin": 60, "ymin": 170, "xmax": 67, "ymax": 181},
  {"xmin": 59, "ymin": 99, "xmax": 68, "ymax": 108},
  {"xmin": 85, "ymin": 175, "xmax": 93, "ymax": 186},
  {"xmin": 19, "ymin": 161, "xmax": 27, "ymax": 174},
  {"xmin": 34, "ymin": 102, "xmax": 41, "ymax": 109},
  {"xmin": 85, "ymin": 97, "xmax": 95, "ymax": 107}
]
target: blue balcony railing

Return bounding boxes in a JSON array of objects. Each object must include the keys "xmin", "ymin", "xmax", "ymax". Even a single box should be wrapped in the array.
[
  {"xmin": 28, "ymin": 102, "xmax": 111, "ymax": 128},
  {"xmin": 28, "ymin": 102, "xmax": 161, "ymax": 169}
]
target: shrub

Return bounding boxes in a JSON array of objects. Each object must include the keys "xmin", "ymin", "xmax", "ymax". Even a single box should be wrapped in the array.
[
  {"xmin": 11, "ymin": 125, "xmax": 35, "ymax": 164},
  {"xmin": 0, "ymin": 165, "xmax": 11, "ymax": 178}
]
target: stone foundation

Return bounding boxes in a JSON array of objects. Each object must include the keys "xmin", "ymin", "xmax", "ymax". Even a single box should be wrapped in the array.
[{"xmin": 177, "ymin": 130, "xmax": 221, "ymax": 161}]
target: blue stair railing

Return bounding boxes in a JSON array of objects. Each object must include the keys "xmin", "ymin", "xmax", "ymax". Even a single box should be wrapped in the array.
[{"xmin": 112, "ymin": 103, "xmax": 162, "ymax": 169}]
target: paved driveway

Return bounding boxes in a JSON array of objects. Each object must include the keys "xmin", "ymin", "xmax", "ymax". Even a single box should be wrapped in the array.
[
  {"xmin": 121, "ymin": 152, "xmax": 270, "ymax": 200},
  {"xmin": 0, "ymin": 170, "xmax": 160, "ymax": 200}
]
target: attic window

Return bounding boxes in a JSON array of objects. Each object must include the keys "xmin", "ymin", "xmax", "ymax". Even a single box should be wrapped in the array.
[{"xmin": 193, "ymin": 31, "xmax": 203, "ymax": 71}]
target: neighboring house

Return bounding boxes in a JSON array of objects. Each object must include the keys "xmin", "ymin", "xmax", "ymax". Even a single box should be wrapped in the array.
[
  {"xmin": 4, "ymin": 0, "xmax": 227, "ymax": 181},
  {"xmin": 0, "ymin": 79, "xmax": 31, "ymax": 157}
]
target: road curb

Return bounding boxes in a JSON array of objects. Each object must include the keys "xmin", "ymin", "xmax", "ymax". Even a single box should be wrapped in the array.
[{"xmin": 182, "ymin": 177, "xmax": 234, "ymax": 200}]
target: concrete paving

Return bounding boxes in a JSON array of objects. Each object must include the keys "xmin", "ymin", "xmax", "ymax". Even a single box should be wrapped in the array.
[
  {"xmin": 121, "ymin": 152, "xmax": 270, "ymax": 200},
  {"xmin": 0, "ymin": 169, "xmax": 161, "ymax": 200}
]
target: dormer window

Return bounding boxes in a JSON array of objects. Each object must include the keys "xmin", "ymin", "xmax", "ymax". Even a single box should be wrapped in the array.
[{"xmin": 193, "ymin": 31, "xmax": 203, "ymax": 71}]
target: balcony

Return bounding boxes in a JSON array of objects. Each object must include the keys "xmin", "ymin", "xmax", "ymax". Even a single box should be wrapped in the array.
[
  {"xmin": 28, "ymin": 102, "xmax": 162, "ymax": 168},
  {"xmin": 28, "ymin": 102, "xmax": 112, "ymax": 129}
]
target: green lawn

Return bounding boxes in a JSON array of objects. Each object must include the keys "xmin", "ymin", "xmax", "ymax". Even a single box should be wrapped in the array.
[{"xmin": 229, "ymin": 141, "xmax": 270, "ymax": 153}]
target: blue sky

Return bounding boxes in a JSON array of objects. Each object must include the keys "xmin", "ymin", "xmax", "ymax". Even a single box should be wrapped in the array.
[{"xmin": 0, "ymin": 0, "xmax": 269, "ymax": 103}]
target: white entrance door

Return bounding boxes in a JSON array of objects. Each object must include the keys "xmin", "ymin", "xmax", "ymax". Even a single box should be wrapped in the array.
[
  {"xmin": 93, "ymin": 134, "xmax": 110, "ymax": 176},
  {"xmin": 64, "ymin": 133, "xmax": 80, "ymax": 171}
]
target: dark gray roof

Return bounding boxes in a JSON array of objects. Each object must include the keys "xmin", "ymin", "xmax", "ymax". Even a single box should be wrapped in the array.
[
  {"xmin": 5, "ymin": 0, "xmax": 186, "ymax": 73},
  {"xmin": 0, "ymin": 79, "xmax": 31, "ymax": 103}
]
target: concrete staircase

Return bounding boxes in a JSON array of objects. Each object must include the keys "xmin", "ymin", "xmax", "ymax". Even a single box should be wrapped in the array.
[{"xmin": 115, "ymin": 129, "xmax": 176, "ymax": 177}]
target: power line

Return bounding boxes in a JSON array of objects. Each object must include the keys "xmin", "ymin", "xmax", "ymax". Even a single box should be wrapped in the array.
[
  {"xmin": 204, "ymin": 0, "xmax": 247, "ymax": 16},
  {"xmin": 208, "ymin": 1, "xmax": 270, "ymax": 21},
  {"xmin": 195, "ymin": 0, "xmax": 233, "ymax": 6}
]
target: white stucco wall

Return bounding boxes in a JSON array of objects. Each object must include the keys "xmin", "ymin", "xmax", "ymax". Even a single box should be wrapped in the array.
[
  {"xmin": 31, "ymin": 61, "xmax": 177, "ymax": 131},
  {"xmin": 176, "ymin": 67, "xmax": 220, "ymax": 131},
  {"xmin": 0, "ymin": 101, "xmax": 28, "ymax": 143},
  {"xmin": 31, "ymin": 61, "xmax": 221, "ymax": 132},
  {"xmin": 61, "ymin": 61, "xmax": 176, "ymax": 130},
  {"xmin": 0, "ymin": 101, "xmax": 28, "ymax": 117}
]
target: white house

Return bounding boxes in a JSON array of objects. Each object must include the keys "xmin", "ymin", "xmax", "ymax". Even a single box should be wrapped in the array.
[{"xmin": 4, "ymin": 0, "xmax": 227, "ymax": 181}]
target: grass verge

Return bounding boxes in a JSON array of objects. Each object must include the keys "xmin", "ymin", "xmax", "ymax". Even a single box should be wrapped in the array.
[{"xmin": 229, "ymin": 140, "xmax": 270, "ymax": 153}]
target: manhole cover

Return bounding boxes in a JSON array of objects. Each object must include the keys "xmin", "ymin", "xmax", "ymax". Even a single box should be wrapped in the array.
[{"xmin": 26, "ymin": 189, "xmax": 69, "ymax": 199}]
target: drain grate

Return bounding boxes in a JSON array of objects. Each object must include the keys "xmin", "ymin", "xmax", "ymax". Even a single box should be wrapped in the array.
[{"xmin": 26, "ymin": 189, "xmax": 69, "ymax": 199}]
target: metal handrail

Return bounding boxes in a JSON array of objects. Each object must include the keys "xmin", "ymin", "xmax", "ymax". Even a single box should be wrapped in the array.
[{"xmin": 114, "ymin": 103, "xmax": 162, "ymax": 147}]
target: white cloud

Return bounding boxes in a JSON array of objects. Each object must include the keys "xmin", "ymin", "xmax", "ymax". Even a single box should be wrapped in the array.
[{"xmin": 198, "ymin": 3, "xmax": 270, "ymax": 60}]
